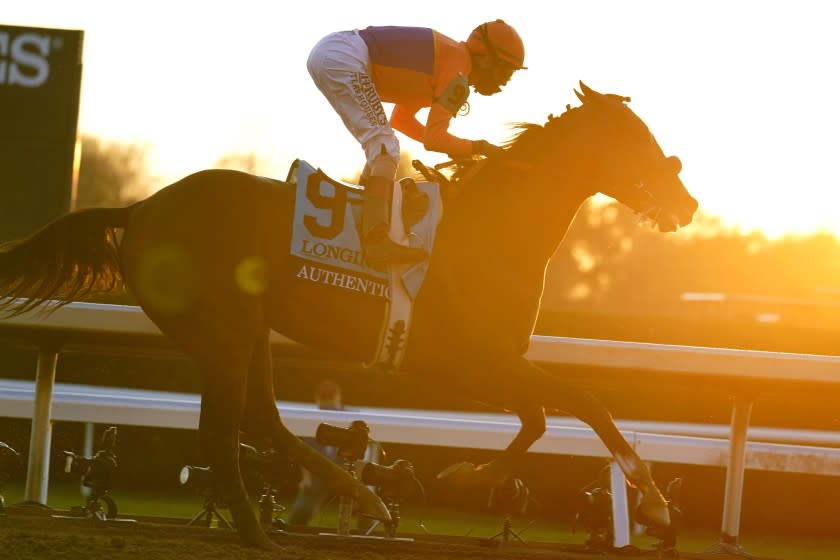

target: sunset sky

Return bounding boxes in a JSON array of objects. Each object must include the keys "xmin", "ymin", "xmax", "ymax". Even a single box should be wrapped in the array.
[{"xmin": 5, "ymin": 0, "xmax": 839, "ymax": 238}]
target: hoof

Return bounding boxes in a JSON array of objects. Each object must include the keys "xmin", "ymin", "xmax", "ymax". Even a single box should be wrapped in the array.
[
  {"xmin": 636, "ymin": 486, "xmax": 671, "ymax": 528},
  {"xmin": 436, "ymin": 461, "xmax": 509, "ymax": 488},
  {"xmin": 354, "ymin": 483, "xmax": 392, "ymax": 523},
  {"xmin": 329, "ymin": 472, "xmax": 391, "ymax": 523},
  {"xmin": 241, "ymin": 529, "xmax": 281, "ymax": 551},
  {"xmin": 437, "ymin": 461, "xmax": 475, "ymax": 483},
  {"xmin": 615, "ymin": 453, "xmax": 671, "ymax": 528}
]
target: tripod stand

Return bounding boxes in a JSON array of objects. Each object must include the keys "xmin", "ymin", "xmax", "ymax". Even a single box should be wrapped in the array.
[
  {"xmin": 69, "ymin": 489, "xmax": 118, "ymax": 521},
  {"xmin": 1, "ymin": 441, "xmax": 19, "ymax": 515},
  {"xmin": 487, "ymin": 513, "xmax": 527, "ymax": 544},
  {"xmin": 187, "ymin": 494, "xmax": 233, "ymax": 529},
  {"xmin": 258, "ymin": 484, "xmax": 286, "ymax": 531},
  {"xmin": 485, "ymin": 478, "xmax": 531, "ymax": 545}
]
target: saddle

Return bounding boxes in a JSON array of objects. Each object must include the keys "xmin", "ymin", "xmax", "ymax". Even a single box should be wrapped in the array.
[
  {"xmin": 288, "ymin": 159, "xmax": 443, "ymax": 370},
  {"xmin": 412, "ymin": 157, "xmax": 487, "ymax": 199}
]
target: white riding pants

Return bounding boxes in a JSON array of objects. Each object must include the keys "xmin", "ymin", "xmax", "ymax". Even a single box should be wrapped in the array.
[{"xmin": 307, "ymin": 30, "xmax": 400, "ymax": 179}]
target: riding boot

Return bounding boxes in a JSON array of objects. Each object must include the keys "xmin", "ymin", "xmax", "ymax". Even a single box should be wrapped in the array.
[{"xmin": 362, "ymin": 176, "xmax": 428, "ymax": 266}]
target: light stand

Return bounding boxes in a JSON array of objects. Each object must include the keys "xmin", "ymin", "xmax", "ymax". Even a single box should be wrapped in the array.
[
  {"xmin": 257, "ymin": 482, "xmax": 286, "ymax": 531},
  {"xmin": 0, "ymin": 441, "xmax": 20, "ymax": 515},
  {"xmin": 239, "ymin": 443, "xmax": 291, "ymax": 531},
  {"xmin": 574, "ymin": 485, "xmax": 614, "ymax": 552},
  {"xmin": 313, "ymin": 421, "xmax": 373, "ymax": 538},
  {"xmin": 179, "ymin": 465, "xmax": 233, "ymax": 529},
  {"xmin": 359, "ymin": 459, "xmax": 423, "ymax": 541},
  {"xmin": 188, "ymin": 494, "xmax": 234, "ymax": 530},
  {"xmin": 61, "ymin": 427, "xmax": 121, "ymax": 521},
  {"xmin": 485, "ymin": 478, "xmax": 531, "ymax": 545},
  {"xmin": 647, "ymin": 477, "xmax": 683, "ymax": 557}
]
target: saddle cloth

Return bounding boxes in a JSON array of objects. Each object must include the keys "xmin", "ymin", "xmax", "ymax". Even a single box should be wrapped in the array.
[{"xmin": 289, "ymin": 159, "xmax": 442, "ymax": 369}]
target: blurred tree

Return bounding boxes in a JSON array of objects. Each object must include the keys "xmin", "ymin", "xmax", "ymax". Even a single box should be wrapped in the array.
[
  {"xmin": 75, "ymin": 135, "xmax": 152, "ymax": 209},
  {"xmin": 542, "ymin": 200, "xmax": 840, "ymax": 325},
  {"xmin": 71, "ymin": 135, "xmax": 151, "ymax": 306}
]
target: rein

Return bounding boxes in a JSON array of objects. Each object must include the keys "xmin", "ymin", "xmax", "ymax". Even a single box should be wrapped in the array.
[{"xmin": 412, "ymin": 155, "xmax": 534, "ymax": 200}]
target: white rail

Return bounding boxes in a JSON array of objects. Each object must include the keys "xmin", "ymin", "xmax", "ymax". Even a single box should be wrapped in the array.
[{"xmin": 2, "ymin": 379, "xmax": 839, "ymax": 474}]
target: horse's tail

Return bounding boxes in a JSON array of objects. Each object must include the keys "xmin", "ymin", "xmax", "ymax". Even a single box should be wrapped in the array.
[{"xmin": 0, "ymin": 203, "xmax": 140, "ymax": 317}]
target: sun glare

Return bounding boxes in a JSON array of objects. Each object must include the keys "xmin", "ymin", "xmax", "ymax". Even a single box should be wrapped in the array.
[{"xmin": 4, "ymin": 1, "xmax": 839, "ymax": 240}]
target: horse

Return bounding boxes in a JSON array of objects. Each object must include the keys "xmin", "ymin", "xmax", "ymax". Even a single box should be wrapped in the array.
[{"xmin": 0, "ymin": 82, "xmax": 697, "ymax": 549}]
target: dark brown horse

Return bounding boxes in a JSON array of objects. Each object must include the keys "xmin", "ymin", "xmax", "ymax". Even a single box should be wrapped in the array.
[{"xmin": 0, "ymin": 83, "xmax": 697, "ymax": 548}]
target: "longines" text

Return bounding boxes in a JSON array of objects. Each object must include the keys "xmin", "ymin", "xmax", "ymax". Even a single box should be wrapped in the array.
[{"xmin": 299, "ymin": 239, "xmax": 364, "ymax": 266}]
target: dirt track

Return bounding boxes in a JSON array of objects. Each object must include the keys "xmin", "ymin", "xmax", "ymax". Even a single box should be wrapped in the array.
[{"xmin": 0, "ymin": 508, "xmax": 761, "ymax": 560}]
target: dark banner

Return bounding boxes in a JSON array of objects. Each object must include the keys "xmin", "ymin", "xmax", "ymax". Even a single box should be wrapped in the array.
[{"xmin": 0, "ymin": 24, "xmax": 83, "ymax": 240}]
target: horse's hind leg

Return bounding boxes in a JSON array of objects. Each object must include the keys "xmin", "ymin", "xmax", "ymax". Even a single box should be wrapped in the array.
[
  {"xmin": 451, "ymin": 355, "xmax": 670, "ymax": 527},
  {"xmin": 147, "ymin": 307, "xmax": 275, "ymax": 549},
  {"xmin": 197, "ymin": 362, "xmax": 273, "ymax": 547},
  {"xmin": 240, "ymin": 331, "xmax": 391, "ymax": 524}
]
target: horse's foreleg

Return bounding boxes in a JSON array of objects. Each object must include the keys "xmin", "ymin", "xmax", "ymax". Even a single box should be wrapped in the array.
[
  {"xmin": 437, "ymin": 403, "xmax": 546, "ymax": 487},
  {"xmin": 451, "ymin": 356, "xmax": 670, "ymax": 527},
  {"xmin": 500, "ymin": 404, "xmax": 547, "ymax": 466},
  {"xmin": 513, "ymin": 358, "xmax": 670, "ymax": 527}
]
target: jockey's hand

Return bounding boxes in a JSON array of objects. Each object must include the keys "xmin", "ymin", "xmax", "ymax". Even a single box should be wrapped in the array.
[{"xmin": 472, "ymin": 139, "xmax": 505, "ymax": 158}]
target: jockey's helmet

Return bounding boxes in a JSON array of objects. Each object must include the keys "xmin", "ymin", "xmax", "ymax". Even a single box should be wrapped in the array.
[{"xmin": 466, "ymin": 20, "xmax": 527, "ymax": 70}]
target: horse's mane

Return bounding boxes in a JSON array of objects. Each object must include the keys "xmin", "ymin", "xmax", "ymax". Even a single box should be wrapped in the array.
[
  {"xmin": 503, "ymin": 105, "xmax": 581, "ymax": 154},
  {"xmin": 503, "ymin": 88, "xmax": 635, "ymax": 157},
  {"xmin": 504, "ymin": 121, "xmax": 549, "ymax": 152},
  {"xmin": 446, "ymin": 88, "xmax": 636, "ymax": 191},
  {"xmin": 448, "ymin": 106, "xmax": 579, "ymax": 190}
]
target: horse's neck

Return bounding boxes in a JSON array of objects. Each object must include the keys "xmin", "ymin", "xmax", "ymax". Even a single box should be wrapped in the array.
[
  {"xmin": 523, "ymin": 140, "xmax": 602, "ymax": 256},
  {"xmin": 467, "ymin": 163, "xmax": 589, "ymax": 260}
]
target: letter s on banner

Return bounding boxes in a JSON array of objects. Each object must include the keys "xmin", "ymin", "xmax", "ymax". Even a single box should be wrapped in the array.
[{"xmin": 0, "ymin": 32, "xmax": 51, "ymax": 88}]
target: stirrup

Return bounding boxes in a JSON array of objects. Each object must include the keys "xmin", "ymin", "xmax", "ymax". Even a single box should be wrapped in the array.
[{"xmin": 363, "ymin": 229, "xmax": 427, "ymax": 266}]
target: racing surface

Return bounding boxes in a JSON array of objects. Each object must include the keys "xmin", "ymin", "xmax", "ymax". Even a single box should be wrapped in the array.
[{"xmin": 1, "ymin": 508, "xmax": 766, "ymax": 560}]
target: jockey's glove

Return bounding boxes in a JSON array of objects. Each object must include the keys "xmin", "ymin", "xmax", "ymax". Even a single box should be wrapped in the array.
[{"xmin": 472, "ymin": 139, "xmax": 505, "ymax": 158}]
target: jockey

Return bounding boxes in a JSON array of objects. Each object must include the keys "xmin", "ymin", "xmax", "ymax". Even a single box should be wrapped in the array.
[{"xmin": 307, "ymin": 20, "xmax": 526, "ymax": 266}]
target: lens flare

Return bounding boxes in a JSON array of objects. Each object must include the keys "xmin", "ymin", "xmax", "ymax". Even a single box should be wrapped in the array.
[
  {"xmin": 135, "ymin": 244, "xmax": 196, "ymax": 313},
  {"xmin": 235, "ymin": 256, "xmax": 267, "ymax": 295}
]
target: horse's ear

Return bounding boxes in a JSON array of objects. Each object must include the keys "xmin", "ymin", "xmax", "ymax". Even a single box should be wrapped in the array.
[
  {"xmin": 579, "ymin": 81, "xmax": 597, "ymax": 97},
  {"xmin": 576, "ymin": 81, "xmax": 603, "ymax": 104}
]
